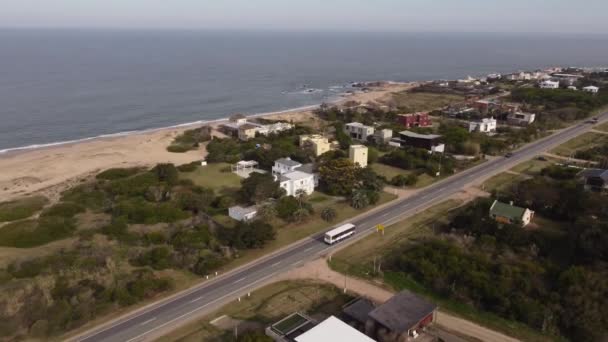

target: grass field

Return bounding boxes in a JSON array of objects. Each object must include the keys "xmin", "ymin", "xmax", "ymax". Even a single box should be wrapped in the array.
[
  {"xmin": 179, "ymin": 163, "xmax": 242, "ymax": 193},
  {"xmin": 550, "ymin": 132, "xmax": 608, "ymax": 157},
  {"xmin": 480, "ymin": 172, "xmax": 527, "ymax": 192},
  {"xmin": 371, "ymin": 163, "xmax": 411, "ymax": 180},
  {"xmin": 329, "ymin": 199, "xmax": 463, "ymax": 279},
  {"xmin": 510, "ymin": 158, "xmax": 556, "ymax": 176},
  {"xmin": 0, "ymin": 196, "xmax": 48, "ymax": 222},
  {"xmin": 158, "ymin": 280, "xmax": 349, "ymax": 342},
  {"xmin": 222, "ymin": 192, "xmax": 398, "ymax": 271},
  {"xmin": 390, "ymin": 91, "xmax": 463, "ymax": 113}
]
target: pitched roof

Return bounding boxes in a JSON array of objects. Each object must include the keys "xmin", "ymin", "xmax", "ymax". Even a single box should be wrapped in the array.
[
  {"xmin": 579, "ymin": 168, "xmax": 608, "ymax": 181},
  {"xmin": 368, "ymin": 290, "xmax": 437, "ymax": 333},
  {"xmin": 295, "ymin": 316, "xmax": 375, "ymax": 342},
  {"xmin": 343, "ymin": 298, "xmax": 376, "ymax": 324},
  {"xmin": 489, "ymin": 200, "xmax": 527, "ymax": 221}
]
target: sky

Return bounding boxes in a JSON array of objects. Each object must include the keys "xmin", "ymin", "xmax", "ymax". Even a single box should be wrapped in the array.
[{"xmin": 2, "ymin": 0, "xmax": 608, "ymax": 34}]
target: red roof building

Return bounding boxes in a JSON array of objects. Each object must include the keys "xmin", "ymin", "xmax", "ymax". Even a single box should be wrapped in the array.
[{"xmin": 396, "ymin": 112, "xmax": 431, "ymax": 128}]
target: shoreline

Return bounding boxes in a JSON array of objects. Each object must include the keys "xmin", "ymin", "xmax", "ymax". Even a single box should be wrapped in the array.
[{"xmin": 0, "ymin": 82, "xmax": 413, "ymax": 202}]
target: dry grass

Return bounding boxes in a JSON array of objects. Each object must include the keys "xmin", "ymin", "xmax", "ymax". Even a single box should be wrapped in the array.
[
  {"xmin": 479, "ymin": 172, "xmax": 527, "ymax": 192},
  {"xmin": 595, "ymin": 121, "xmax": 608, "ymax": 133},
  {"xmin": 390, "ymin": 91, "xmax": 463, "ymax": 113},
  {"xmin": 550, "ymin": 132, "xmax": 608, "ymax": 157},
  {"xmin": 509, "ymin": 158, "xmax": 557, "ymax": 176}
]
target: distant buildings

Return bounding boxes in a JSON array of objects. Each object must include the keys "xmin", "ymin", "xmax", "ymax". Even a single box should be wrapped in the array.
[
  {"xmin": 390, "ymin": 131, "xmax": 445, "ymax": 153},
  {"xmin": 472, "ymin": 99, "xmax": 498, "ymax": 114},
  {"xmin": 221, "ymin": 117, "xmax": 293, "ymax": 141},
  {"xmin": 507, "ymin": 111, "xmax": 536, "ymax": 126},
  {"xmin": 228, "ymin": 205, "xmax": 258, "ymax": 222},
  {"xmin": 349, "ymin": 145, "xmax": 369, "ymax": 168},
  {"xmin": 374, "ymin": 129, "xmax": 393, "ymax": 144},
  {"xmin": 583, "ymin": 85, "xmax": 600, "ymax": 94},
  {"xmin": 299, "ymin": 135, "xmax": 330, "ymax": 157},
  {"xmin": 539, "ymin": 80, "xmax": 560, "ymax": 89},
  {"xmin": 396, "ymin": 112, "xmax": 431, "ymax": 128},
  {"xmin": 578, "ymin": 169, "xmax": 608, "ymax": 192},
  {"xmin": 272, "ymin": 158, "xmax": 316, "ymax": 196},
  {"xmin": 489, "ymin": 200, "xmax": 535, "ymax": 227},
  {"xmin": 345, "ymin": 122, "xmax": 375, "ymax": 141},
  {"xmin": 469, "ymin": 117, "xmax": 497, "ymax": 133}
]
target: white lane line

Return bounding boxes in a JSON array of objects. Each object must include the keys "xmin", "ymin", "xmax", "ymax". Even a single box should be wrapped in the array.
[
  {"xmin": 271, "ymin": 261, "xmax": 281, "ymax": 267},
  {"xmin": 380, "ymin": 213, "xmax": 390, "ymax": 218},
  {"xmin": 124, "ymin": 271, "xmax": 280, "ymax": 342},
  {"xmin": 189, "ymin": 296, "xmax": 205, "ymax": 303},
  {"xmin": 233, "ymin": 277, "xmax": 246, "ymax": 284},
  {"xmin": 293, "ymin": 260, "xmax": 303, "ymax": 267},
  {"xmin": 139, "ymin": 318, "xmax": 156, "ymax": 326},
  {"xmin": 304, "ymin": 246, "xmax": 314, "ymax": 252}
]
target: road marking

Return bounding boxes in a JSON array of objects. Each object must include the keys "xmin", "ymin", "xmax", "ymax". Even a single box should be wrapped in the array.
[
  {"xmin": 271, "ymin": 261, "xmax": 281, "ymax": 267},
  {"xmin": 232, "ymin": 277, "xmax": 246, "ymax": 284},
  {"xmin": 380, "ymin": 213, "xmax": 389, "ymax": 218},
  {"xmin": 293, "ymin": 260, "xmax": 303, "ymax": 267},
  {"xmin": 189, "ymin": 296, "xmax": 205, "ymax": 303},
  {"xmin": 304, "ymin": 246, "xmax": 314, "ymax": 252},
  {"xmin": 140, "ymin": 318, "xmax": 156, "ymax": 326}
]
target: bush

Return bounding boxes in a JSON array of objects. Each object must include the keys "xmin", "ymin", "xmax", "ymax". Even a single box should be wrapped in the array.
[
  {"xmin": 153, "ymin": 163, "xmax": 179, "ymax": 185},
  {"xmin": 135, "ymin": 247, "xmax": 173, "ymax": 270},
  {"xmin": 177, "ymin": 162, "xmax": 198, "ymax": 172},
  {"xmin": 0, "ymin": 217, "xmax": 76, "ymax": 248},
  {"xmin": 96, "ymin": 167, "xmax": 141, "ymax": 180},
  {"xmin": 41, "ymin": 202, "xmax": 85, "ymax": 218},
  {"xmin": 391, "ymin": 174, "xmax": 418, "ymax": 187},
  {"xmin": 0, "ymin": 196, "xmax": 48, "ymax": 222},
  {"xmin": 61, "ymin": 184, "xmax": 109, "ymax": 210},
  {"xmin": 167, "ymin": 145, "xmax": 190, "ymax": 153},
  {"xmin": 112, "ymin": 198, "xmax": 189, "ymax": 224}
]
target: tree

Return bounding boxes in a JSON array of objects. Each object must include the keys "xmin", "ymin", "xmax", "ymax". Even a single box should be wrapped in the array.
[
  {"xmin": 257, "ymin": 203, "xmax": 277, "ymax": 222},
  {"xmin": 319, "ymin": 158, "xmax": 360, "ymax": 196},
  {"xmin": 239, "ymin": 172, "xmax": 284, "ymax": 204},
  {"xmin": 295, "ymin": 189, "xmax": 308, "ymax": 208},
  {"xmin": 292, "ymin": 208, "xmax": 310, "ymax": 223},
  {"xmin": 351, "ymin": 189, "xmax": 370, "ymax": 209},
  {"xmin": 368, "ymin": 147, "xmax": 380, "ymax": 164},
  {"xmin": 321, "ymin": 207, "xmax": 337, "ymax": 222},
  {"xmin": 153, "ymin": 163, "xmax": 179, "ymax": 185},
  {"xmin": 275, "ymin": 196, "xmax": 300, "ymax": 220},
  {"xmin": 333, "ymin": 123, "xmax": 352, "ymax": 149}
]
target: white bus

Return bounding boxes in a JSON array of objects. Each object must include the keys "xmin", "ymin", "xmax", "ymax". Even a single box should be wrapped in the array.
[{"xmin": 324, "ymin": 223, "xmax": 356, "ymax": 245}]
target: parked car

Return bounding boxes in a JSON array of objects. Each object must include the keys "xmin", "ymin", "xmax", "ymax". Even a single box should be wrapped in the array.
[
  {"xmin": 505, "ymin": 152, "xmax": 514, "ymax": 158},
  {"xmin": 537, "ymin": 156, "xmax": 547, "ymax": 161}
]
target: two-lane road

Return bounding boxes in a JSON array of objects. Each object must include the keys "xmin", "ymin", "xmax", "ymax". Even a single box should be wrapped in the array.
[{"xmin": 76, "ymin": 112, "xmax": 608, "ymax": 342}]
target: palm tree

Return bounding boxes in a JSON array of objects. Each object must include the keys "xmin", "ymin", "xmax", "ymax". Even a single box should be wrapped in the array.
[
  {"xmin": 291, "ymin": 208, "xmax": 310, "ymax": 223},
  {"xmin": 350, "ymin": 189, "xmax": 370, "ymax": 209},
  {"xmin": 295, "ymin": 189, "xmax": 307, "ymax": 208},
  {"xmin": 320, "ymin": 207, "xmax": 337, "ymax": 222}
]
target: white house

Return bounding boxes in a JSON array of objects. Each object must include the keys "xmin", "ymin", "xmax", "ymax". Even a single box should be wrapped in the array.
[
  {"xmin": 228, "ymin": 205, "xmax": 258, "ymax": 222},
  {"xmin": 272, "ymin": 158, "xmax": 302, "ymax": 176},
  {"xmin": 583, "ymin": 86, "xmax": 600, "ymax": 94},
  {"xmin": 345, "ymin": 122, "xmax": 375, "ymax": 141},
  {"xmin": 279, "ymin": 171, "xmax": 315, "ymax": 196},
  {"xmin": 540, "ymin": 80, "xmax": 559, "ymax": 89},
  {"xmin": 469, "ymin": 117, "xmax": 497, "ymax": 133},
  {"xmin": 507, "ymin": 112, "xmax": 536, "ymax": 126}
]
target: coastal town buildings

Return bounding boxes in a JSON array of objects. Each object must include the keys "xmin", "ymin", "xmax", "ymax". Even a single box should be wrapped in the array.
[
  {"xmin": 374, "ymin": 129, "xmax": 393, "ymax": 144},
  {"xmin": 396, "ymin": 112, "xmax": 431, "ymax": 128},
  {"xmin": 390, "ymin": 131, "xmax": 445, "ymax": 153},
  {"xmin": 469, "ymin": 117, "xmax": 497, "ymax": 133},
  {"xmin": 489, "ymin": 200, "xmax": 535, "ymax": 227},
  {"xmin": 228, "ymin": 205, "xmax": 258, "ymax": 222},
  {"xmin": 221, "ymin": 118, "xmax": 293, "ymax": 141},
  {"xmin": 299, "ymin": 135, "xmax": 330, "ymax": 157},
  {"xmin": 345, "ymin": 122, "xmax": 375, "ymax": 141},
  {"xmin": 349, "ymin": 145, "xmax": 369, "ymax": 168},
  {"xmin": 272, "ymin": 158, "xmax": 316, "ymax": 196},
  {"xmin": 539, "ymin": 80, "xmax": 560, "ymax": 89},
  {"xmin": 507, "ymin": 111, "xmax": 536, "ymax": 126},
  {"xmin": 583, "ymin": 85, "xmax": 600, "ymax": 94}
]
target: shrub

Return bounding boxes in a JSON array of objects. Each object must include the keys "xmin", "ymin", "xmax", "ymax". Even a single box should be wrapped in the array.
[
  {"xmin": 61, "ymin": 184, "xmax": 109, "ymax": 210},
  {"xmin": 135, "ymin": 247, "xmax": 173, "ymax": 270},
  {"xmin": 153, "ymin": 163, "xmax": 179, "ymax": 185},
  {"xmin": 112, "ymin": 198, "xmax": 189, "ymax": 224},
  {"xmin": 96, "ymin": 167, "xmax": 141, "ymax": 180},
  {"xmin": 41, "ymin": 202, "xmax": 85, "ymax": 218},
  {"xmin": 0, "ymin": 217, "xmax": 76, "ymax": 248},
  {"xmin": 167, "ymin": 145, "xmax": 190, "ymax": 153},
  {"xmin": 0, "ymin": 196, "xmax": 48, "ymax": 222},
  {"xmin": 177, "ymin": 162, "xmax": 198, "ymax": 172}
]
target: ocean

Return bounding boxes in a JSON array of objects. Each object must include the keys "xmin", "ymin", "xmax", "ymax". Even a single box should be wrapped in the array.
[{"xmin": 1, "ymin": 29, "xmax": 607, "ymax": 152}]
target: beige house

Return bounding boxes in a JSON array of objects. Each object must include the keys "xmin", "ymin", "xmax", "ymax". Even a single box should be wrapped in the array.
[
  {"xmin": 299, "ymin": 135, "xmax": 330, "ymax": 157},
  {"xmin": 349, "ymin": 145, "xmax": 369, "ymax": 168},
  {"xmin": 238, "ymin": 124, "xmax": 259, "ymax": 141}
]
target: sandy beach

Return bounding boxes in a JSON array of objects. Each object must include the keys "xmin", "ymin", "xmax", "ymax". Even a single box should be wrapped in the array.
[{"xmin": 0, "ymin": 83, "xmax": 414, "ymax": 203}]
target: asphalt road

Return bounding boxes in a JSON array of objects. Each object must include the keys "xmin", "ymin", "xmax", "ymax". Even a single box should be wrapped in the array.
[{"xmin": 76, "ymin": 112, "xmax": 608, "ymax": 342}]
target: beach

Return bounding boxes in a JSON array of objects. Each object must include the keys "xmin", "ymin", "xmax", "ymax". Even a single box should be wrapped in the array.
[{"xmin": 0, "ymin": 82, "xmax": 413, "ymax": 203}]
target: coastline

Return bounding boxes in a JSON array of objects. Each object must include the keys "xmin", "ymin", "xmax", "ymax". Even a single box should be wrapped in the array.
[{"xmin": 0, "ymin": 82, "xmax": 413, "ymax": 202}]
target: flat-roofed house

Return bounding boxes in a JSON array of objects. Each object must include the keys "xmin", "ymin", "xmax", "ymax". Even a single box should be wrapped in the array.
[
  {"xmin": 396, "ymin": 112, "xmax": 431, "ymax": 128},
  {"xmin": 540, "ymin": 80, "xmax": 560, "ymax": 89},
  {"xmin": 583, "ymin": 85, "xmax": 600, "ymax": 94},
  {"xmin": 489, "ymin": 200, "xmax": 535, "ymax": 227},
  {"xmin": 345, "ymin": 122, "xmax": 375, "ymax": 141},
  {"xmin": 389, "ymin": 131, "xmax": 445, "ymax": 153},
  {"xmin": 279, "ymin": 171, "xmax": 315, "ymax": 196},
  {"xmin": 469, "ymin": 117, "xmax": 497, "ymax": 133},
  {"xmin": 238, "ymin": 123, "xmax": 260, "ymax": 141},
  {"xmin": 507, "ymin": 112, "xmax": 536, "ymax": 126},
  {"xmin": 294, "ymin": 316, "xmax": 375, "ymax": 342},
  {"xmin": 349, "ymin": 145, "xmax": 369, "ymax": 168},
  {"xmin": 299, "ymin": 135, "xmax": 331, "ymax": 157},
  {"xmin": 228, "ymin": 205, "xmax": 257, "ymax": 222}
]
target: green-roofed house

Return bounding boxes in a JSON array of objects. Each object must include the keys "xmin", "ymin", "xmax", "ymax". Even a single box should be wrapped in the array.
[{"xmin": 489, "ymin": 200, "xmax": 535, "ymax": 227}]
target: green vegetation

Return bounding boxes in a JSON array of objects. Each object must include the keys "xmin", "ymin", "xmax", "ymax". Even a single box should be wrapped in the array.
[
  {"xmin": 510, "ymin": 157, "xmax": 556, "ymax": 176},
  {"xmin": 0, "ymin": 196, "xmax": 48, "ymax": 222},
  {"xmin": 96, "ymin": 167, "xmax": 142, "ymax": 180},
  {"xmin": 551, "ymin": 132, "xmax": 608, "ymax": 157},
  {"xmin": 167, "ymin": 126, "xmax": 212, "ymax": 153},
  {"xmin": 390, "ymin": 91, "xmax": 463, "ymax": 113},
  {"xmin": 158, "ymin": 281, "xmax": 351, "ymax": 342},
  {"xmin": 180, "ymin": 163, "xmax": 242, "ymax": 193},
  {"xmin": 480, "ymin": 172, "xmax": 528, "ymax": 192},
  {"xmin": 0, "ymin": 217, "xmax": 75, "ymax": 248}
]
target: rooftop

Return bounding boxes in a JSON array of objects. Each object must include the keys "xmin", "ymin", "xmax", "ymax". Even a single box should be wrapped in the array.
[
  {"xmin": 276, "ymin": 158, "xmax": 303, "ymax": 168},
  {"xmin": 270, "ymin": 312, "xmax": 316, "ymax": 339},
  {"xmin": 239, "ymin": 123, "xmax": 260, "ymax": 131},
  {"xmin": 280, "ymin": 170, "xmax": 313, "ymax": 182},
  {"xmin": 295, "ymin": 316, "xmax": 375, "ymax": 342},
  {"xmin": 369, "ymin": 291, "xmax": 437, "ymax": 334},
  {"xmin": 346, "ymin": 122, "xmax": 372, "ymax": 128},
  {"xmin": 579, "ymin": 168, "xmax": 608, "ymax": 181},
  {"xmin": 229, "ymin": 205, "xmax": 257, "ymax": 216},
  {"xmin": 398, "ymin": 131, "xmax": 442, "ymax": 140},
  {"xmin": 343, "ymin": 298, "xmax": 376, "ymax": 324},
  {"xmin": 489, "ymin": 200, "xmax": 527, "ymax": 221},
  {"xmin": 295, "ymin": 163, "xmax": 315, "ymax": 174}
]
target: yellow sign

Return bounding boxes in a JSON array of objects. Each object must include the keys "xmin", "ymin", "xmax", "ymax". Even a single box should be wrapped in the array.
[{"xmin": 376, "ymin": 224, "xmax": 385, "ymax": 232}]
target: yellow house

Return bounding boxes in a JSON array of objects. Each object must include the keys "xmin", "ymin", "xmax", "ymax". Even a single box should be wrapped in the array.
[
  {"xmin": 349, "ymin": 145, "xmax": 369, "ymax": 168},
  {"xmin": 299, "ymin": 134, "xmax": 330, "ymax": 157}
]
